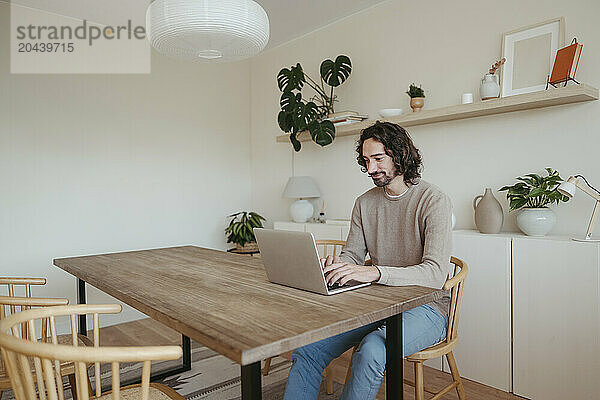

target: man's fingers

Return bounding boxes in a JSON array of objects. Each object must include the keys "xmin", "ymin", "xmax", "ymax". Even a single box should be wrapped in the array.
[
  {"xmin": 325, "ymin": 255, "xmax": 335, "ymax": 266},
  {"xmin": 323, "ymin": 262, "xmax": 348, "ymax": 274},
  {"xmin": 326, "ymin": 266, "xmax": 352, "ymax": 285},
  {"xmin": 339, "ymin": 272, "xmax": 358, "ymax": 286}
]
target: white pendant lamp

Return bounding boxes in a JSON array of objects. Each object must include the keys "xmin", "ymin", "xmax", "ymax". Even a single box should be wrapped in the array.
[{"xmin": 146, "ymin": 0, "xmax": 270, "ymax": 62}]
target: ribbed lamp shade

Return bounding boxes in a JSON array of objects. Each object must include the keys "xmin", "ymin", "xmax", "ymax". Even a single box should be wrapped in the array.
[
  {"xmin": 146, "ymin": 0, "xmax": 270, "ymax": 62},
  {"xmin": 283, "ymin": 176, "xmax": 321, "ymax": 199}
]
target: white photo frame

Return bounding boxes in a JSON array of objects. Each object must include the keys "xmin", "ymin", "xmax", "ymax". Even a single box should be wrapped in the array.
[{"xmin": 500, "ymin": 17, "xmax": 565, "ymax": 97}]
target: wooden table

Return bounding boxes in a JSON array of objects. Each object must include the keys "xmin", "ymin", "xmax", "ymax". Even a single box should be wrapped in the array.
[{"xmin": 54, "ymin": 246, "xmax": 443, "ymax": 399}]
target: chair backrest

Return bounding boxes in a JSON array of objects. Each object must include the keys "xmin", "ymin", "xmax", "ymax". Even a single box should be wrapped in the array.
[
  {"xmin": 315, "ymin": 240, "xmax": 346, "ymax": 258},
  {"xmin": 444, "ymin": 257, "xmax": 468, "ymax": 342},
  {"xmin": 0, "ymin": 278, "xmax": 48, "ymax": 338},
  {"xmin": 0, "ymin": 296, "xmax": 69, "ymax": 344},
  {"xmin": 0, "ymin": 277, "xmax": 46, "ymax": 299},
  {"xmin": 0, "ymin": 304, "xmax": 182, "ymax": 400}
]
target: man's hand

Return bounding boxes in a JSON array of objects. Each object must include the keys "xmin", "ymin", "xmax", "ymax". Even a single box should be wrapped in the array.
[
  {"xmin": 320, "ymin": 255, "xmax": 342, "ymax": 270},
  {"xmin": 322, "ymin": 261, "xmax": 381, "ymax": 286}
]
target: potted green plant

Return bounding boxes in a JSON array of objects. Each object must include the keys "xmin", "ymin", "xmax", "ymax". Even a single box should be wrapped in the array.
[
  {"xmin": 406, "ymin": 83, "xmax": 425, "ymax": 112},
  {"xmin": 276, "ymin": 55, "xmax": 352, "ymax": 151},
  {"xmin": 225, "ymin": 211, "xmax": 266, "ymax": 252},
  {"xmin": 499, "ymin": 168, "xmax": 570, "ymax": 236}
]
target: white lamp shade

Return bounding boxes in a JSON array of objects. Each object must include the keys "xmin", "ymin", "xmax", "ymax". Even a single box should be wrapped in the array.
[
  {"xmin": 283, "ymin": 176, "xmax": 321, "ymax": 199},
  {"xmin": 146, "ymin": 0, "xmax": 269, "ymax": 62},
  {"xmin": 557, "ymin": 180, "xmax": 576, "ymax": 198}
]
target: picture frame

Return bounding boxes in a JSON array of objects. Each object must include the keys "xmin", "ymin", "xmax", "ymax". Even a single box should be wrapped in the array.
[{"xmin": 500, "ymin": 17, "xmax": 565, "ymax": 97}]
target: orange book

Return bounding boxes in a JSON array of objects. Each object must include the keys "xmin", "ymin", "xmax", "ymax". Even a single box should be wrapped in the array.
[{"xmin": 549, "ymin": 41, "xmax": 583, "ymax": 84}]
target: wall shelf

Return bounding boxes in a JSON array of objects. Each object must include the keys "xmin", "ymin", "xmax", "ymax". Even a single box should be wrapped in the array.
[{"xmin": 276, "ymin": 83, "xmax": 598, "ymax": 143}]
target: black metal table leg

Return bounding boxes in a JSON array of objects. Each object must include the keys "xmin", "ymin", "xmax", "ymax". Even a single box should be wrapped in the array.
[
  {"xmin": 76, "ymin": 278, "xmax": 192, "ymax": 389},
  {"xmin": 241, "ymin": 362, "xmax": 262, "ymax": 400},
  {"xmin": 77, "ymin": 278, "xmax": 87, "ymax": 336},
  {"xmin": 386, "ymin": 313, "xmax": 403, "ymax": 399}
]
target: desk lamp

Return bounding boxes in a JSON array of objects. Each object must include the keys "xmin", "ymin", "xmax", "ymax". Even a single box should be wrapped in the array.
[
  {"xmin": 283, "ymin": 176, "xmax": 321, "ymax": 223},
  {"xmin": 557, "ymin": 175, "xmax": 600, "ymax": 242}
]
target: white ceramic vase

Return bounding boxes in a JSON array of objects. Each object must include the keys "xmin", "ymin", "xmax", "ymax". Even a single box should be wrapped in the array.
[
  {"xmin": 480, "ymin": 73, "xmax": 500, "ymax": 100},
  {"xmin": 516, "ymin": 208, "xmax": 556, "ymax": 237}
]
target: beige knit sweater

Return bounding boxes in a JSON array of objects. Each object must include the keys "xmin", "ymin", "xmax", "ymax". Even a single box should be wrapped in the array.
[{"xmin": 339, "ymin": 180, "xmax": 453, "ymax": 315}]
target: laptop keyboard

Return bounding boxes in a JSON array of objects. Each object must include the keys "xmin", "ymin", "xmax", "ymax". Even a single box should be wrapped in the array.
[{"xmin": 327, "ymin": 282, "xmax": 353, "ymax": 290}]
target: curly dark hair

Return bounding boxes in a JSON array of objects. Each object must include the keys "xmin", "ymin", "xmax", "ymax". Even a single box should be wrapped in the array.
[{"xmin": 356, "ymin": 121, "xmax": 423, "ymax": 185}]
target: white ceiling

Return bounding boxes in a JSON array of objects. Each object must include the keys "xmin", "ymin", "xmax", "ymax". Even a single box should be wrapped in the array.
[
  {"xmin": 9, "ymin": 0, "xmax": 391, "ymax": 50},
  {"xmin": 258, "ymin": 0, "xmax": 390, "ymax": 49}
]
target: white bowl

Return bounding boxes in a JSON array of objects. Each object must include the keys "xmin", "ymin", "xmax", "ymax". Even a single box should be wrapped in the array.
[{"xmin": 378, "ymin": 108, "xmax": 403, "ymax": 118}]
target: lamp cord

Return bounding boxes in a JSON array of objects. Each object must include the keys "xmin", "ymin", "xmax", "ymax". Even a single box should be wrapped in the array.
[{"xmin": 575, "ymin": 175, "xmax": 600, "ymax": 196}]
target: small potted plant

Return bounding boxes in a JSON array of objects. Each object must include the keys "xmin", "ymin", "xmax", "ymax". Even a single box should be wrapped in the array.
[
  {"xmin": 406, "ymin": 83, "xmax": 425, "ymax": 112},
  {"xmin": 499, "ymin": 168, "xmax": 570, "ymax": 236},
  {"xmin": 225, "ymin": 211, "xmax": 266, "ymax": 252}
]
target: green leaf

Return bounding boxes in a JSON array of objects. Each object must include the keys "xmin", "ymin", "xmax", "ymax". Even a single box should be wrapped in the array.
[
  {"xmin": 308, "ymin": 120, "xmax": 336, "ymax": 147},
  {"xmin": 290, "ymin": 132, "xmax": 301, "ymax": 152},
  {"xmin": 277, "ymin": 63, "xmax": 305, "ymax": 92},
  {"xmin": 278, "ymin": 110, "xmax": 294, "ymax": 133},
  {"xmin": 527, "ymin": 187, "xmax": 544, "ymax": 198},
  {"xmin": 516, "ymin": 177, "xmax": 534, "ymax": 186},
  {"xmin": 319, "ymin": 55, "xmax": 352, "ymax": 87},
  {"xmin": 280, "ymin": 92, "xmax": 302, "ymax": 113},
  {"xmin": 509, "ymin": 197, "xmax": 528, "ymax": 211}
]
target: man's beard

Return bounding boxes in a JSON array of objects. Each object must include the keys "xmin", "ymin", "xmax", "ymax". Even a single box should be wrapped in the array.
[{"xmin": 370, "ymin": 170, "xmax": 397, "ymax": 187}]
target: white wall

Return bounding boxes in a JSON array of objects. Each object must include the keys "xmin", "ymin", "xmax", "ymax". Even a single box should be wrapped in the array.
[
  {"xmin": 249, "ymin": 0, "xmax": 600, "ymax": 238},
  {"xmin": 0, "ymin": 2, "xmax": 252, "ymax": 326}
]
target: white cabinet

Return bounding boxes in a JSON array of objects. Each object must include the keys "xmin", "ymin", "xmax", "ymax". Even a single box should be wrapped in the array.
[
  {"xmin": 450, "ymin": 231, "xmax": 512, "ymax": 391},
  {"xmin": 451, "ymin": 230, "xmax": 600, "ymax": 399},
  {"xmin": 273, "ymin": 221, "xmax": 350, "ymax": 241},
  {"xmin": 512, "ymin": 237, "xmax": 600, "ymax": 399}
]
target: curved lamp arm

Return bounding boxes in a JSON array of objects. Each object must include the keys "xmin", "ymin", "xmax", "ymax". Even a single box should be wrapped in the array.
[{"xmin": 560, "ymin": 176, "xmax": 600, "ymax": 241}]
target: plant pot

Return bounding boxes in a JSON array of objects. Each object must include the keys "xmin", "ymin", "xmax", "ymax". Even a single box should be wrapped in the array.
[
  {"xmin": 516, "ymin": 208, "xmax": 556, "ymax": 237},
  {"xmin": 410, "ymin": 97, "xmax": 425, "ymax": 112},
  {"xmin": 236, "ymin": 242, "xmax": 259, "ymax": 252}
]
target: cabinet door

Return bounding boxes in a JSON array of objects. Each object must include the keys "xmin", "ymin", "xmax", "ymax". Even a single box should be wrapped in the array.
[
  {"xmin": 513, "ymin": 238, "xmax": 600, "ymax": 399},
  {"xmin": 449, "ymin": 232, "xmax": 512, "ymax": 391},
  {"xmin": 305, "ymin": 224, "xmax": 342, "ymax": 241},
  {"xmin": 273, "ymin": 221, "xmax": 305, "ymax": 232}
]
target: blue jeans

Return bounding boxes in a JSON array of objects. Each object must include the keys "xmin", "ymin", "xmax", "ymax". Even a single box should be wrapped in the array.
[{"xmin": 283, "ymin": 304, "xmax": 448, "ymax": 400}]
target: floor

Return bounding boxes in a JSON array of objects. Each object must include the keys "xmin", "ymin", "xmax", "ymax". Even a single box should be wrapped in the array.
[{"xmin": 98, "ymin": 318, "xmax": 526, "ymax": 400}]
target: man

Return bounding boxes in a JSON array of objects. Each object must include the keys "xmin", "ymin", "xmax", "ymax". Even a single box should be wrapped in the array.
[{"xmin": 283, "ymin": 121, "xmax": 452, "ymax": 400}]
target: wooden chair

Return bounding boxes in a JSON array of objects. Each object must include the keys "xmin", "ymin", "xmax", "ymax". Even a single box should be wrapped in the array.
[
  {"xmin": 0, "ymin": 295, "xmax": 97, "ymax": 399},
  {"xmin": 342, "ymin": 256, "xmax": 468, "ymax": 400},
  {"xmin": 0, "ymin": 277, "xmax": 78, "ymax": 399},
  {"xmin": 262, "ymin": 239, "xmax": 348, "ymax": 395},
  {"xmin": 0, "ymin": 303, "xmax": 185, "ymax": 400}
]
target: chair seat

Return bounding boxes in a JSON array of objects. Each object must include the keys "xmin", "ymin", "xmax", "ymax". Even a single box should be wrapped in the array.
[
  {"xmin": 92, "ymin": 383, "xmax": 184, "ymax": 400},
  {"xmin": 406, "ymin": 337, "xmax": 459, "ymax": 361}
]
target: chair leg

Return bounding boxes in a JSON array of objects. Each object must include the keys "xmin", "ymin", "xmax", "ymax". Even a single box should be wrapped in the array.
[
  {"xmin": 325, "ymin": 365, "xmax": 334, "ymax": 395},
  {"xmin": 446, "ymin": 351, "xmax": 466, "ymax": 400},
  {"xmin": 414, "ymin": 361, "xmax": 425, "ymax": 400},
  {"xmin": 68, "ymin": 374, "xmax": 78, "ymax": 400},
  {"xmin": 262, "ymin": 357, "xmax": 273, "ymax": 376},
  {"xmin": 344, "ymin": 346, "xmax": 357, "ymax": 384}
]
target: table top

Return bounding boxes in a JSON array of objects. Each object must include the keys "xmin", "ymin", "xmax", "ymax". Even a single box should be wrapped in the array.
[{"xmin": 54, "ymin": 246, "xmax": 443, "ymax": 365}]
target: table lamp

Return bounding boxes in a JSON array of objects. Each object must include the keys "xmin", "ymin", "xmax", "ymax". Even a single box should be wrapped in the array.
[
  {"xmin": 283, "ymin": 176, "xmax": 321, "ymax": 223},
  {"xmin": 557, "ymin": 175, "xmax": 600, "ymax": 242}
]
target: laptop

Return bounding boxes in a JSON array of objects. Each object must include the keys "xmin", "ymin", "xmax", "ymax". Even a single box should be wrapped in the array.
[{"xmin": 253, "ymin": 228, "xmax": 371, "ymax": 295}]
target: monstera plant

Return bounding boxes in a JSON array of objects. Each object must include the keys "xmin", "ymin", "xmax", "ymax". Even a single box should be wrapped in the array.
[{"xmin": 277, "ymin": 55, "xmax": 352, "ymax": 151}]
